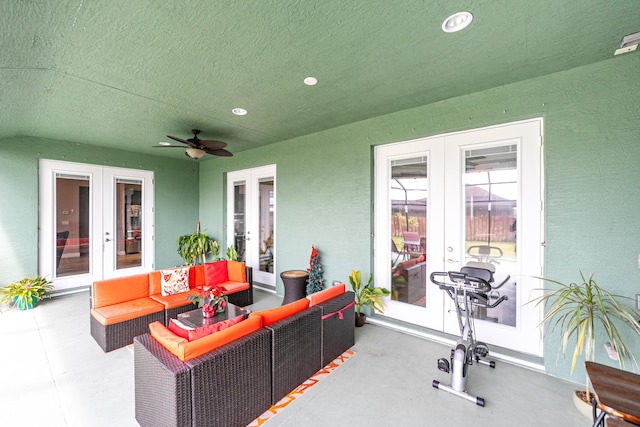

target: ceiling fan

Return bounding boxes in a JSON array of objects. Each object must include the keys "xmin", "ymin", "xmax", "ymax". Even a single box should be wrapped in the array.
[{"xmin": 154, "ymin": 129, "xmax": 233, "ymax": 159}]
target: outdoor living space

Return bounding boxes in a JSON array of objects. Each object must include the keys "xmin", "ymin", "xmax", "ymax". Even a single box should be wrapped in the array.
[
  {"xmin": 2, "ymin": 2, "xmax": 640, "ymax": 427},
  {"xmin": 0, "ymin": 289, "xmax": 586, "ymax": 427}
]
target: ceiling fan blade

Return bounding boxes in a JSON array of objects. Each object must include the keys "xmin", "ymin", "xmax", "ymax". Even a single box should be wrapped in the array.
[
  {"xmin": 197, "ymin": 139, "xmax": 228, "ymax": 150},
  {"xmin": 205, "ymin": 148, "xmax": 233, "ymax": 157},
  {"xmin": 167, "ymin": 135, "xmax": 196, "ymax": 147}
]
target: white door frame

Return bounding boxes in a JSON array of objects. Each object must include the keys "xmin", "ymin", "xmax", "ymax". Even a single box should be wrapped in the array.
[
  {"xmin": 374, "ymin": 137, "xmax": 446, "ymax": 330},
  {"xmin": 39, "ymin": 160, "xmax": 154, "ymax": 292},
  {"xmin": 374, "ymin": 118, "xmax": 544, "ymax": 356},
  {"xmin": 226, "ymin": 164, "xmax": 276, "ymax": 287}
]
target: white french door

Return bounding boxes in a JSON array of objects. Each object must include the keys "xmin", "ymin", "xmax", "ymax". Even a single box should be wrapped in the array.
[
  {"xmin": 374, "ymin": 118, "xmax": 544, "ymax": 356},
  {"xmin": 226, "ymin": 165, "xmax": 276, "ymax": 287},
  {"xmin": 39, "ymin": 160, "xmax": 154, "ymax": 292}
]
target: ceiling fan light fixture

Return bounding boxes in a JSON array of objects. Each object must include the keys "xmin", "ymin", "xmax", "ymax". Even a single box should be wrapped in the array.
[
  {"xmin": 442, "ymin": 11, "xmax": 473, "ymax": 33},
  {"xmin": 186, "ymin": 148, "xmax": 206, "ymax": 159}
]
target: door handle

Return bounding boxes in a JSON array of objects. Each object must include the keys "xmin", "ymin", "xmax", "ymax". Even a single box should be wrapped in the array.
[
  {"xmin": 447, "ymin": 258, "xmax": 458, "ymax": 263},
  {"xmin": 105, "ymin": 238, "xmax": 112, "ymax": 242}
]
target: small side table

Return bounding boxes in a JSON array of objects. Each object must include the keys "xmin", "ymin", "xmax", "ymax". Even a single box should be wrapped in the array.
[
  {"xmin": 280, "ymin": 270, "xmax": 308, "ymax": 305},
  {"xmin": 586, "ymin": 361, "xmax": 640, "ymax": 426}
]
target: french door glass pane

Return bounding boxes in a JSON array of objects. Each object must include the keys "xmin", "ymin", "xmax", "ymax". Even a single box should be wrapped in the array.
[
  {"xmin": 258, "ymin": 178, "xmax": 274, "ymax": 273},
  {"xmin": 233, "ymin": 182, "xmax": 246, "ymax": 262},
  {"xmin": 115, "ymin": 179, "xmax": 142, "ymax": 270},
  {"xmin": 463, "ymin": 144, "xmax": 517, "ymax": 327},
  {"xmin": 55, "ymin": 174, "xmax": 90, "ymax": 277},
  {"xmin": 390, "ymin": 156, "xmax": 428, "ymax": 307}
]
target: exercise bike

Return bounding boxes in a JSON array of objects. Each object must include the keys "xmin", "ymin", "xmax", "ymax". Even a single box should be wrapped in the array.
[{"xmin": 430, "ymin": 266, "xmax": 508, "ymax": 407}]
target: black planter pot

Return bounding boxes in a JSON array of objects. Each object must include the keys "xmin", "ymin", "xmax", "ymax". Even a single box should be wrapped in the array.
[{"xmin": 355, "ymin": 313, "xmax": 366, "ymax": 327}]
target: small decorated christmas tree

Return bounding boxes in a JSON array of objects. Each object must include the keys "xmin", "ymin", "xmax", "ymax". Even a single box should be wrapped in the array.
[{"xmin": 306, "ymin": 245, "xmax": 324, "ymax": 295}]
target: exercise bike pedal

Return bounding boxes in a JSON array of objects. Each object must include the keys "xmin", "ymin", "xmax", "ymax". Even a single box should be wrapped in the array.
[
  {"xmin": 437, "ymin": 358, "xmax": 450, "ymax": 373},
  {"xmin": 474, "ymin": 343, "xmax": 489, "ymax": 358}
]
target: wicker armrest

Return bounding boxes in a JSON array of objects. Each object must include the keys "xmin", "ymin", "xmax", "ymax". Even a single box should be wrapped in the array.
[
  {"xmin": 265, "ymin": 305, "xmax": 322, "ymax": 404},
  {"xmin": 185, "ymin": 328, "xmax": 272, "ymax": 427},
  {"xmin": 315, "ymin": 291, "xmax": 356, "ymax": 367},
  {"xmin": 134, "ymin": 333, "xmax": 192, "ymax": 427},
  {"xmin": 226, "ymin": 266, "xmax": 254, "ymax": 306}
]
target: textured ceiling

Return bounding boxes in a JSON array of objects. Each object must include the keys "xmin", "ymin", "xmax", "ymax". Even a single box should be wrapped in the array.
[{"xmin": 1, "ymin": 1, "xmax": 638, "ymax": 159}]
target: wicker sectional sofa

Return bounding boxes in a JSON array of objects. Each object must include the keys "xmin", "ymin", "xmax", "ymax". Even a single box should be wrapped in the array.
[
  {"xmin": 134, "ymin": 285, "xmax": 355, "ymax": 427},
  {"xmin": 90, "ymin": 261, "xmax": 254, "ymax": 352}
]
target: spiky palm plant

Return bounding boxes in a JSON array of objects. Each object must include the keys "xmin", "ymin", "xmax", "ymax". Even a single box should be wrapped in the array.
[{"xmin": 532, "ymin": 270, "xmax": 640, "ymax": 403}]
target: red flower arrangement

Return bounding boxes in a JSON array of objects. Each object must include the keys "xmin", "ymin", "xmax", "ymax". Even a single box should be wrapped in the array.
[{"xmin": 187, "ymin": 285, "xmax": 227, "ymax": 318}]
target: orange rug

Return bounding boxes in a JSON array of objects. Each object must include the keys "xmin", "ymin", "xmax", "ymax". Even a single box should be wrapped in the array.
[{"xmin": 248, "ymin": 349, "xmax": 355, "ymax": 426}]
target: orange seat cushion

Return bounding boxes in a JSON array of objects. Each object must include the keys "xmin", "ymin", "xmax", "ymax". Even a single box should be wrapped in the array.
[
  {"xmin": 250, "ymin": 298, "xmax": 310, "ymax": 326},
  {"xmin": 219, "ymin": 281, "xmax": 250, "ymax": 294},
  {"xmin": 149, "ymin": 315, "xmax": 263, "ymax": 362},
  {"xmin": 307, "ymin": 283, "xmax": 345, "ymax": 306},
  {"xmin": 91, "ymin": 297, "xmax": 164, "ymax": 326},
  {"xmin": 149, "ymin": 291, "xmax": 194, "ymax": 309}
]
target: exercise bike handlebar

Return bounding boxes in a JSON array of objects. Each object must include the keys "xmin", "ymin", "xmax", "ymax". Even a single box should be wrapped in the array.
[
  {"xmin": 430, "ymin": 271, "xmax": 508, "ymax": 308},
  {"xmin": 430, "ymin": 271, "xmax": 492, "ymax": 293}
]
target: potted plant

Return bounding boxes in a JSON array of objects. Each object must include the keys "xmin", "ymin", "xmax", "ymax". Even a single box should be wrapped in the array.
[
  {"xmin": 176, "ymin": 222, "xmax": 219, "ymax": 265},
  {"xmin": 531, "ymin": 270, "xmax": 640, "ymax": 417},
  {"xmin": 0, "ymin": 275, "xmax": 53, "ymax": 310},
  {"xmin": 225, "ymin": 245, "xmax": 238, "ymax": 261},
  {"xmin": 348, "ymin": 270, "xmax": 391, "ymax": 327}
]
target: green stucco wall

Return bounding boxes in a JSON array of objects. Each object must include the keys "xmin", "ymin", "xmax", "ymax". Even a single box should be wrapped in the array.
[
  {"xmin": 199, "ymin": 53, "xmax": 640, "ymax": 384},
  {"xmin": 0, "ymin": 137, "xmax": 199, "ymax": 283},
  {"xmin": 1, "ymin": 54, "xmax": 638, "ymax": 385}
]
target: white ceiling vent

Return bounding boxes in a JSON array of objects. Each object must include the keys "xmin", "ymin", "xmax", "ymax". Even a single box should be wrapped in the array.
[{"xmin": 615, "ymin": 31, "xmax": 640, "ymax": 55}]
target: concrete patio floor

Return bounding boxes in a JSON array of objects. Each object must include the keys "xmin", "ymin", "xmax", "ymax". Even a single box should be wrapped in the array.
[{"xmin": 0, "ymin": 289, "xmax": 588, "ymax": 426}]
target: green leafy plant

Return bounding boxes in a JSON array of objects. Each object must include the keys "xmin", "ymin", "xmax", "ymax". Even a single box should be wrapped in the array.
[
  {"xmin": 531, "ymin": 270, "xmax": 640, "ymax": 403},
  {"xmin": 0, "ymin": 275, "xmax": 53, "ymax": 310},
  {"xmin": 176, "ymin": 224, "xmax": 219, "ymax": 265},
  {"xmin": 226, "ymin": 245, "xmax": 238, "ymax": 261},
  {"xmin": 348, "ymin": 269, "xmax": 391, "ymax": 317}
]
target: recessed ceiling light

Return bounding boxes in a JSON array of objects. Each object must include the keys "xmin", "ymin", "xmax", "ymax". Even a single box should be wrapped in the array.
[
  {"xmin": 442, "ymin": 11, "xmax": 473, "ymax": 33},
  {"xmin": 158, "ymin": 141, "xmax": 171, "ymax": 146},
  {"xmin": 304, "ymin": 76, "xmax": 318, "ymax": 86},
  {"xmin": 232, "ymin": 108, "xmax": 247, "ymax": 116}
]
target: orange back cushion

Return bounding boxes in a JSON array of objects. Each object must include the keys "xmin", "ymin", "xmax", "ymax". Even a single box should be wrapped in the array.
[
  {"xmin": 307, "ymin": 283, "xmax": 345, "ymax": 306},
  {"xmin": 205, "ymin": 260, "xmax": 229, "ymax": 286},
  {"xmin": 250, "ymin": 298, "xmax": 310, "ymax": 326},
  {"xmin": 227, "ymin": 261, "xmax": 247, "ymax": 282},
  {"xmin": 149, "ymin": 271, "xmax": 162, "ymax": 295},
  {"xmin": 191, "ymin": 265, "xmax": 206, "ymax": 288},
  {"xmin": 92, "ymin": 273, "xmax": 149, "ymax": 308},
  {"xmin": 149, "ymin": 316, "xmax": 263, "ymax": 362}
]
